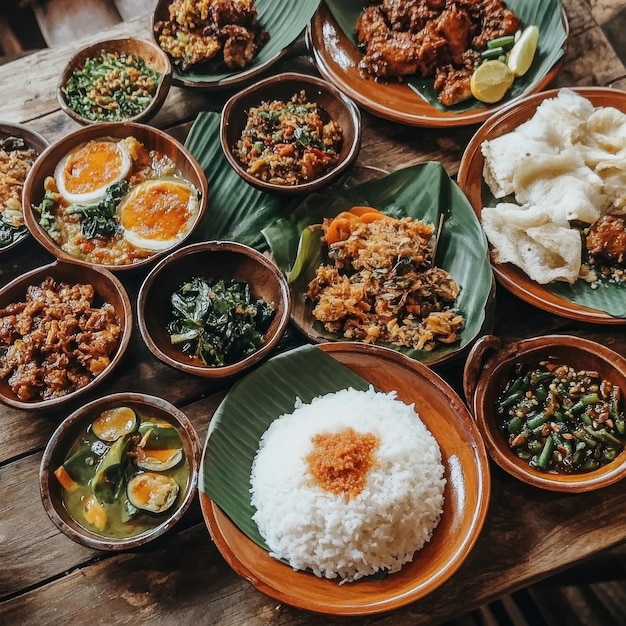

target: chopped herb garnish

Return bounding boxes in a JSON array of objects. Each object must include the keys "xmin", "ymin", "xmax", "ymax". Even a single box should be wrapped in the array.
[
  {"xmin": 69, "ymin": 179, "xmax": 129, "ymax": 239},
  {"xmin": 33, "ymin": 191, "xmax": 57, "ymax": 232}
]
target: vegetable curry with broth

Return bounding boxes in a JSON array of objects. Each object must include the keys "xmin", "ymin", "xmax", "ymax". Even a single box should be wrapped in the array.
[{"xmin": 55, "ymin": 406, "xmax": 189, "ymax": 538}]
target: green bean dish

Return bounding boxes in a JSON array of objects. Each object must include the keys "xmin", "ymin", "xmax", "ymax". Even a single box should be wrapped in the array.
[{"xmin": 497, "ymin": 360, "xmax": 626, "ymax": 473}]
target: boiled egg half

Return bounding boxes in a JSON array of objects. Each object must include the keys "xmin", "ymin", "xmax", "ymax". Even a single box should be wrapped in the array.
[
  {"xmin": 118, "ymin": 178, "xmax": 199, "ymax": 251},
  {"xmin": 54, "ymin": 138, "xmax": 132, "ymax": 204}
]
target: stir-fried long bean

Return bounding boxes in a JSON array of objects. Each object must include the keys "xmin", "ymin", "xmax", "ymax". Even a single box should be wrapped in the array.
[{"xmin": 497, "ymin": 360, "xmax": 626, "ymax": 473}]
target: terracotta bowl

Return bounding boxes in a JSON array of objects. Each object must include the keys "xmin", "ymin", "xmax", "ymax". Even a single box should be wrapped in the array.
[
  {"xmin": 220, "ymin": 72, "xmax": 361, "ymax": 195},
  {"xmin": 57, "ymin": 37, "xmax": 172, "ymax": 125},
  {"xmin": 138, "ymin": 241, "xmax": 292, "ymax": 379},
  {"xmin": 0, "ymin": 121, "xmax": 49, "ymax": 254},
  {"xmin": 23, "ymin": 122, "xmax": 208, "ymax": 272},
  {"xmin": 0, "ymin": 260, "xmax": 132, "ymax": 411},
  {"xmin": 200, "ymin": 342, "xmax": 491, "ymax": 615},
  {"xmin": 456, "ymin": 86, "xmax": 626, "ymax": 324},
  {"xmin": 463, "ymin": 334, "xmax": 626, "ymax": 492},
  {"xmin": 40, "ymin": 392, "xmax": 201, "ymax": 550}
]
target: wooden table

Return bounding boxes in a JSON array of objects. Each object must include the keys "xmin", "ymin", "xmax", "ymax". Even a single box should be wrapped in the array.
[{"xmin": 2, "ymin": 2, "xmax": 626, "ymax": 624}]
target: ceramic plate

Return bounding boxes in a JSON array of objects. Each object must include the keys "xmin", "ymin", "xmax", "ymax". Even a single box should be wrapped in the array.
[
  {"xmin": 457, "ymin": 87, "xmax": 626, "ymax": 324},
  {"xmin": 262, "ymin": 161, "xmax": 494, "ymax": 367},
  {"xmin": 307, "ymin": 0, "xmax": 568, "ymax": 127},
  {"xmin": 200, "ymin": 342, "xmax": 491, "ymax": 615},
  {"xmin": 152, "ymin": 0, "xmax": 321, "ymax": 89}
]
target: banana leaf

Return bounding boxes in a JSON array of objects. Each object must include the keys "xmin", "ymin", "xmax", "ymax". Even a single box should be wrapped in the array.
[
  {"xmin": 324, "ymin": 0, "xmax": 568, "ymax": 113},
  {"xmin": 200, "ymin": 344, "xmax": 370, "ymax": 547},
  {"xmin": 262, "ymin": 162, "xmax": 494, "ymax": 365},
  {"xmin": 184, "ymin": 112, "xmax": 302, "ymax": 250},
  {"xmin": 173, "ymin": 0, "xmax": 321, "ymax": 85}
]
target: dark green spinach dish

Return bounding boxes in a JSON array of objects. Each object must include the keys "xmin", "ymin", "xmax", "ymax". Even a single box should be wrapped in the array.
[
  {"xmin": 497, "ymin": 360, "xmax": 625, "ymax": 473},
  {"xmin": 167, "ymin": 277, "xmax": 275, "ymax": 367}
]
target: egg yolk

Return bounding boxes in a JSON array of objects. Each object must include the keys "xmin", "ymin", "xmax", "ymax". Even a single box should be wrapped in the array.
[
  {"xmin": 60, "ymin": 140, "xmax": 127, "ymax": 196},
  {"xmin": 120, "ymin": 180, "xmax": 196, "ymax": 242}
]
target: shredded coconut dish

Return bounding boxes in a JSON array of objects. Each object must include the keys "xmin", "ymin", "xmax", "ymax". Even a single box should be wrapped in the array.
[
  {"xmin": 306, "ymin": 206, "xmax": 464, "ymax": 351},
  {"xmin": 249, "ymin": 386, "xmax": 446, "ymax": 583}
]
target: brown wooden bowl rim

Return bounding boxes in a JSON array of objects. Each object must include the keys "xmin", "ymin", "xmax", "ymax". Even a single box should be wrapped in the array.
[
  {"xmin": 200, "ymin": 341, "xmax": 491, "ymax": 615},
  {"xmin": 457, "ymin": 86, "xmax": 626, "ymax": 324},
  {"xmin": 23, "ymin": 121, "xmax": 208, "ymax": 272},
  {"xmin": 305, "ymin": 2, "xmax": 569, "ymax": 128},
  {"xmin": 466, "ymin": 334, "xmax": 626, "ymax": 492},
  {"xmin": 0, "ymin": 121, "xmax": 50, "ymax": 255}
]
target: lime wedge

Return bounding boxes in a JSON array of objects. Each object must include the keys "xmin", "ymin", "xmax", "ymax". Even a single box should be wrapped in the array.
[
  {"xmin": 470, "ymin": 60, "xmax": 515, "ymax": 104},
  {"xmin": 508, "ymin": 25, "xmax": 540, "ymax": 77}
]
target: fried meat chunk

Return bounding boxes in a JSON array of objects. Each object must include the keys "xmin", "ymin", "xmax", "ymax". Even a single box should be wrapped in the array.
[
  {"xmin": 155, "ymin": 0, "xmax": 269, "ymax": 71},
  {"xmin": 0, "ymin": 277, "xmax": 121, "ymax": 401}
]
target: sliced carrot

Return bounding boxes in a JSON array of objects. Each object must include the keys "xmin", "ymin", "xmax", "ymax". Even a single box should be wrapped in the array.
[
  {"xmin": 325, "ymin": 211, "xmax": 359, "ymax": 245},
  {"xmin": 54, "ymin": 465, "xmax": 78, "ymax": 491},
  {"xmin": 349, "ymin": 206, "xmax": 383, "ymax": 217},
  {"xmin": 359, "ymin": 211, "xmax": 390, "ymax": 223}
]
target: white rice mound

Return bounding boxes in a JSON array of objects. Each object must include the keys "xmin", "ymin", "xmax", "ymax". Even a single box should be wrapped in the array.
[{"xmin": 249, "ymin": 386, "xmax": 446, "ymax": 583}]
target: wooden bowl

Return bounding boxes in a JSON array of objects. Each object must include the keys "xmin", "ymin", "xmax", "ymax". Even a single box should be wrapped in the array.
[
  {"xmin": 0, "ymin": 260, "xmax": 132, "ymax": 411},
  {"xmin": 463, "ymin": 334, "xmax": 626, "ymax": 492},
  {"xmin": 23, "ymin": 122, "xmax": 208, "ymax": 272},
  {"xmin": 220, "ymin": 72, "xmax": 361, "ymax": 195},
  {"xmin": 137, "ymin": 241, "xmax": 291, "ymax": 379},
  {"xmin": 40, "ymin": 392, "xmax": 201, "ymax": 550},
  {"xmin": 57, "ymin": 37, "xmax": 172, "ymax": 125},
  {"xmin": 0, "ymin": 121, "xmax": 49, "ymax": 254},
  {"xmin": 200, "ymin": 342, "xmax": 491, "ymax": 615},
  {"xmin": 457, "ymin": 87, "xmax": 626, "ymax": 324}
]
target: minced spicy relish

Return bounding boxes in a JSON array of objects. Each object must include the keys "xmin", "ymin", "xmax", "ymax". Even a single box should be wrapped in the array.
[{"xmin": 306, "ymin": 427, "xmax": 379, "ymax": 498}]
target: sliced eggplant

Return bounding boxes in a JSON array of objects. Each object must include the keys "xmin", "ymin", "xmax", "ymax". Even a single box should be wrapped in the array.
[
  {"xmin": 126, "ymin": 472, "xmax": 179, "ymax": 514},
  {"xmin": 92, "ymin": 406, "xmax": 138, "ymax": 442}
]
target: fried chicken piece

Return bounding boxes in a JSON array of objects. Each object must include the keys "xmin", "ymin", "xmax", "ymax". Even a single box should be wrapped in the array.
[
  {"xmin": 586, "ymin": 215, "xmax": 626, "ymax": 264},
  {"xmin": 221, "ymin": 24, "xmax": 263, "ymax": 68},
  {"xmin": 383, "ymin": 0, "xmax": 445, "ymax": 32},
  {"xmin": 155, "ymin": 0, "xmax": 268, "ymax": 71},
  {"xmin": 434, "ymin": 49, "xmax": 481, "ymax": 105},
  {"xmin": 472, "ymin": 0, "xmax": 521, "ymax": 49},
  {"xmin": 356, "ymin": 5, "xmax": 389, "ymax": 47},
  {"xmin": 360, "ymin": 31, "xmax": 424, "ymax": 77},
  {"xmin": 433, "ymin": 6, "xmax": 475, "ymax": 65}
]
